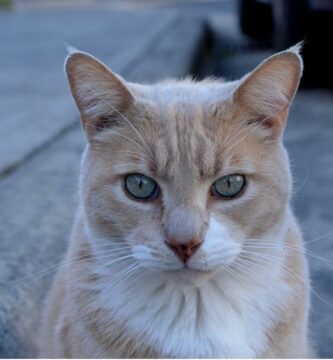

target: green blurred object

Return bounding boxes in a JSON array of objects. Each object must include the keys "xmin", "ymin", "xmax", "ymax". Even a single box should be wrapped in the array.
[{"xmin": 0, "ymin": 0, "xmax": 11, "ymax": 7}]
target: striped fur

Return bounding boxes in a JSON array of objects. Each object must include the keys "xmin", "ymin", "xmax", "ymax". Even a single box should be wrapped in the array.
[{"xmin": 40, "ymin": 46, "xmax": 312, "ymax": 358}]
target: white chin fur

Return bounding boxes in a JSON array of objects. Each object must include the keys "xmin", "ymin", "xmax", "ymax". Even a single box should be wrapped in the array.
[
  {"xmin": 161, "ymin": 268, "xmax": 219, "ymax": 287},
  {"xmin": 94, "ymin": 215, "xmax": 290, "ymax": 357},
  {"xmin": 98, "ymin": 254, "xmax": 290, "ymax": 357}
]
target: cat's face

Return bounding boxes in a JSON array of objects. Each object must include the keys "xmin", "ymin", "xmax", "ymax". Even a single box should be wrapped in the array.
[{"xmin": 66, "ymin": 47, "xmax": 302, "ymax": 285}]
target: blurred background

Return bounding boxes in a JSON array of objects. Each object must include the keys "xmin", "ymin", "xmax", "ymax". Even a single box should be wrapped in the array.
[{"xmin": 0, "ymin": 0, "xmax": 332, "ymax": 357}]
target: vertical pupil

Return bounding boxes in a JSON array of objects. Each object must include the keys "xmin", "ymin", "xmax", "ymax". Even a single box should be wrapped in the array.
[
  {"xmin": 138, "ymin": 178, "xmax": 143, "ymax": 189},
  {"xmin": 227, "ymin": 178, "xmax": 231, "ymax": 188}
]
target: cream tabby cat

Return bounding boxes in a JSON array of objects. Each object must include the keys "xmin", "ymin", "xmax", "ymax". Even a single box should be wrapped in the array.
[{"xmin": 40, "ymin": 45, "xmax": 312, "ymax": 358}]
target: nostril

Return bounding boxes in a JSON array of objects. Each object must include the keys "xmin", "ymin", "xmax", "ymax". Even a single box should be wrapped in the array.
[
  {"xmin": 165, "ymin": 241, "xmax": 177, "ymax": 250},
  {"xmin": 165, "ymin": 238, "xmax": 203, "ymax": 262},
  {"xmin": 191, "ymin": 243, "xmax": 200, "ymax": 252},
  {"xmin": 165, "ymin": 241, "xmax": 178, "ymax": 253}
]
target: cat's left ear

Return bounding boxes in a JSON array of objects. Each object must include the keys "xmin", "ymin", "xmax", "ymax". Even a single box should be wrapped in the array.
[
  {"xmin": 65, "ymin": 50, "xmax": 134, "ymax": 139},
  {"xmin": 234, "ymin": 44, "xmax": 303, "ymax": 138}
]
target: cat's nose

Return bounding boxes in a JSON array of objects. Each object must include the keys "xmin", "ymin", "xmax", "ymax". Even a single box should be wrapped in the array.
[{"xmin": 165, "ymin": 238, "xmax": 202, "ymax": 262}]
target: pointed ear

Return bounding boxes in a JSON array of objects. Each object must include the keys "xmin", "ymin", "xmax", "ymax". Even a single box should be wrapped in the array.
[
  {"xmin": 65, "ymin": 51, "xmax": 134, "ymax": 139},
  {"xmin": 234, "ymin": 45, "xmax": 303, "ymax": 138}
]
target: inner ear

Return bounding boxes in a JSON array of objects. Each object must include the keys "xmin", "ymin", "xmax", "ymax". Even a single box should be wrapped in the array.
[
  {"xmin": 234, "ymin": 46, "xmax": 303, "ymax": 138},
  {"xmin": 245, "ymin": 111, "xmax": 288, "ymax": 139},
  {"xmin": 65, "ymin": 51, "xmax": 134, "ymax": 139},
  {"xmin": 94, "ymin": 115, "xmax": 122, "ymax": 131}
]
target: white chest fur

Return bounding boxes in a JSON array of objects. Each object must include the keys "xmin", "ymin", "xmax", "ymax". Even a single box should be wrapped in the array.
[{"xmin": 97, "ymin": 263, "xmax": 290, "ymax": 358}]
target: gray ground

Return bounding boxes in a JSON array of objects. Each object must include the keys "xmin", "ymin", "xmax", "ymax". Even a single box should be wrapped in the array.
[{"xmin": 0, "ymin": 0, "xmax": 332, "ymax": 357}]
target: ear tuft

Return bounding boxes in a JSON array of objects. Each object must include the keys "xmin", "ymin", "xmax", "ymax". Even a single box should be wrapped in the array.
[
  {"xmin": 65, "ymin": 51, "xmax": 134, "ymax": 138},
  {"xmin": 287, "ymin": 41, "xmax": 304, "ymax": 57},
  {"xmin": 65, "ymin": 43, "xmax": 79, "ymax": 55}
]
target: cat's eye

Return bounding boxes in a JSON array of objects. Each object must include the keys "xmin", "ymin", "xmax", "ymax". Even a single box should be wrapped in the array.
[
  {"xmin": 212, "ymin": 174, "xmax": 245, "ymax": 199},
  {"xmin": 124, "ymin": 173, "xmax": 158, "ymax": 201}
]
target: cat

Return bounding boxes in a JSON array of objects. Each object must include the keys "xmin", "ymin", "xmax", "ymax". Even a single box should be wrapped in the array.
[{"xmin": 40, "ymin": 44, "xmax": 313, "ymax": 358}]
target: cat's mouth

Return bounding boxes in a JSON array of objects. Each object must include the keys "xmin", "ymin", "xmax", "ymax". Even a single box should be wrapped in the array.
[{"xmin": 162, "ymin": 266, "xmax": 217, "ymax": 286}]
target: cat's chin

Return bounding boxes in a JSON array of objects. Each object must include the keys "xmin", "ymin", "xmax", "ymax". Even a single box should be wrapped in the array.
[{"xmin": 161, "ymin": 267, "xmax": 219, "ymax": 287}]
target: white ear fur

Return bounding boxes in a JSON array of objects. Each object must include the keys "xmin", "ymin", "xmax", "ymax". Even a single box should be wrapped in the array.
[
  {"xmin": 65, "ymin": 51, "xmax": 134, "ymax": 136},
  {"xmin": 235, "ymin": 44, "xmax": 303, "ymax": 122}
]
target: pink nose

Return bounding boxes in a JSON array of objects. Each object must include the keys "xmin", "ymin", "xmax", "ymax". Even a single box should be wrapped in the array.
[{"xmin": 165, "ymin": 238, "xmax": 202, "ymax": 262}]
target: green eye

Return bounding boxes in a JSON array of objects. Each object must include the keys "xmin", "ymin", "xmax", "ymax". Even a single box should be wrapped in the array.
[
  {"xmin": 124, "ymin": 173, "xmax": 158, "ymax": 200},
  {"xmin": 212, "ymin": 174, "xmax": 246, "ymax": 198}
]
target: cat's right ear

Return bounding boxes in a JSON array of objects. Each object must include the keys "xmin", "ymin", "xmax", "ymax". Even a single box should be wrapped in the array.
[
  {"xmin": 65, "ymin": 51, "xmax": 134, "ymax": 139},
  {"xmin": 233, "ymin": 45, "xmax": 303, "ymax": 139}
]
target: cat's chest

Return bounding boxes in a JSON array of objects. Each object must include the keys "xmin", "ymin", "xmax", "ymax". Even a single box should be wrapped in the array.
[{"xmin": 99, "ymin": 274, "xmax": 290, "ymax": 358}]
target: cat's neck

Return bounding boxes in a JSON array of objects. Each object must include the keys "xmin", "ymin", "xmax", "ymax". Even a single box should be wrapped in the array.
[{"xmin": 94, "ymin": 254, "xmax": 290, "ymax": 358}]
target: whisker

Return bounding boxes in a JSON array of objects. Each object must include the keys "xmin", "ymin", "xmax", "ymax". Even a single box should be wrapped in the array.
[
  {"xmin": 53, "ymin": 253, "xmax": 134, "ymax": 285},
  {"xmin": 304, "ymin": 230, "xmax": 333, "ymax": 245},
  {"xmin": 238, "ymin": 252, "xmax": 333, "ymax": 308},
  {"xmin": 224, "ymin": 264, "xmax": 248, "ymax": 284},
  {"xmin": 292, "ymin": 166, "xmax": 309, "ymax": 195},
  {"xmin": 17, "ymin": 249, "xmax": 131, "ymax": 285},
  {"xmin": 243, "ymin": 242, "xmax": 333, "ymax": 268}
]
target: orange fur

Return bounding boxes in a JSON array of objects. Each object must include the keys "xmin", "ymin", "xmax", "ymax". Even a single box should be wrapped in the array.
[{"xmin": 40, "ymin": 47, "xmax": 312, "ymax": 358}]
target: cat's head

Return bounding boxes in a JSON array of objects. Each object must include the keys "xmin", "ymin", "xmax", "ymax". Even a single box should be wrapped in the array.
[{"xmin": 66, "ymin": 46, "xmax": 302, "ymax": 285}]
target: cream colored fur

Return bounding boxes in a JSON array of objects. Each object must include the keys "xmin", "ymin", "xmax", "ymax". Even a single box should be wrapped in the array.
[{"xmin": 40, "ymin": 46, "xmax": 312, "ymax": 358}]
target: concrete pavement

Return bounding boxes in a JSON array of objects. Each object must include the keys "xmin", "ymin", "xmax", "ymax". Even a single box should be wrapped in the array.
[{"xmin": 0, "ymin": 2, "xmax": 332, "ymax": 357}]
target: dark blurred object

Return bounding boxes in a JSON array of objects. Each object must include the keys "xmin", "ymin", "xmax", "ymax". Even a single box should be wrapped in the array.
[
  {"xmin": 238, "ymin": 0, "xmax": 333, "ymax": 88},
  {"xmin": 239, "ymin": 0, "xmax": 273, "ymax": 44}
]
